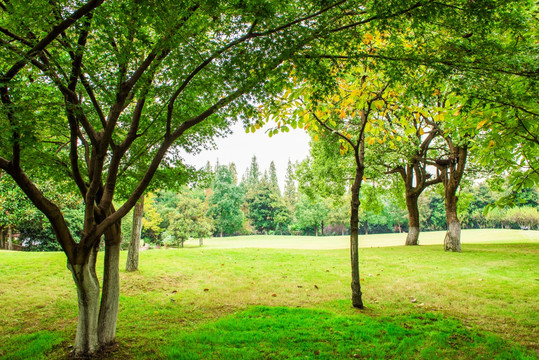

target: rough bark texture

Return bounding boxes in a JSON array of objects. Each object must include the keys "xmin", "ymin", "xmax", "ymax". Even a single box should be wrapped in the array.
[
  {"xmin": 405, "ymin": 194, "xmax": 420, "ymax": 245},
  {"xmin": 68, "ymin": 246, "xmax": 100, "ymax": 356},
  {"xmin": 99, "ymin": 222, "xmax": 121, "ymax": 347},
  {"xmin": 444, "ymin": 221, "xmax": 462, "ymax": 252},
  {"xmin": 126, "ymin": 196, "xmax": 144, "ymax": 272},
  {"xmin": 443, "ymin": 190, "xmax": 462, "ymax": 252},
  {"xmin": 440, "ymin": 145, "xmax": 467, "ymax": 253},
  {"xmin": 350, "ymin": 169, "xmax": 364, "ymax": 309}
]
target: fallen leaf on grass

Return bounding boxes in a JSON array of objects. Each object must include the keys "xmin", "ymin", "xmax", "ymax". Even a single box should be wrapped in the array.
[
  {"xmin": 314, "ymin": 285, "xmax": 319, "ymax": 289},
  {"xmin": 203, "ymin": 288, "xmax": 209, "ymax": 292},
  {"xmin": 272, "ymin": 293, "xmax": 277, "ymax": 297},
  {"xmin": 411, "ymin": 298, "xmax": 417, "ymax": 303},
  {"xmin": 297, "ymin": 285, "xmax": 303, "ymax": 288}
]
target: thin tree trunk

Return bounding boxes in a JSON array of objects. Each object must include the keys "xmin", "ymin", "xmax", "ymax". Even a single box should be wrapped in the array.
[
  {"xmin": 99, "ymin": 221, "xmax": 121, "ymax": 347},
  {"xmin": 0, "ymin": 228, "xmax": 4, "ymax": 249},
  {"xmin": 7, "ymin": 225, "xmax": 12, "ymax": 250},
  {"xmin": 315, "ymin": 225, "xmax": 318, "ymax": 237},
  {"xmin": 199, "ymin": 238, "xmax": 203, "ymax": 247},
  {"xmin": 68, "ymin": 245, "xmax": 101, "ymax": 356},
  {"xmin": 350, "ymin": 168, "xmax": 364, "ymax": 309},
  {"xmin": 126, "ymin": 195, "xmax": 144, "ymax": 272},
  {"xmin": 444, "ymin": 191, "xmax": 462, "ymax": 252},
  {"xmin": 405, "ymin": 194, "xmax": 420, "ymax": 245},
  {"xmin": 364, "ymin": 220, "xmax": 368, "ymax": 235}
]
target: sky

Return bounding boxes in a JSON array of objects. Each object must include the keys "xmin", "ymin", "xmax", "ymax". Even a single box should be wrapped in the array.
[{"xmin": 181, "ymin": 122, "xmax": 311, "ymax": 190}]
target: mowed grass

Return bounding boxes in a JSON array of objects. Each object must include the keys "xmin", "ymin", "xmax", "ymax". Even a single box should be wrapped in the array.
[{"xmin": 0, "ymin": 229, "xmax": 537, "ymax": 359}]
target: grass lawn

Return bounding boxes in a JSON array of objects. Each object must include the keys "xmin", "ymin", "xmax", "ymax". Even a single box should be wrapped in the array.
[{"xmin": 0, "ymin": 229, "xmax": 537, "ymax": 359}]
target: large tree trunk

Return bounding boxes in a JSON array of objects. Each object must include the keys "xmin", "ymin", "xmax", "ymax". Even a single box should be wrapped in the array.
[
  {"xmin": 68, "ymin": 245, "xmax": 101, "ymax": 356},
  {"xmin": 99, "ymin": 221, "xmax": 121, "ymax": 347},
  {"xmin": 444, "ymin": 191, "xmax": 461, "ymax": 252},
  {"xmin": 126, "ymin": 195, "xmax": 144, "ymax": 272},
  {"xmin": 405, "ymin": 194, "xmax": 420, "ymax": 246},
  {"xmin": 350, "ymin": 169, "xmax": 363, "ymax": 309}
]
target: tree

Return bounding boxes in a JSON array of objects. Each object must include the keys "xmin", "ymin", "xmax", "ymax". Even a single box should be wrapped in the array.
[
  {"xmin": 283, "ymin": 159, "xmax": 298, "ymax": 210},
  {"xmin": 246, "ymin": 179, "xmax": 290, "ymax": 234},
  {"xmin": 294, "ymin": 194, "xmax": 330, "ymax": 236},
  {"xmin": 1, "ymin": 1, "xmax": 367, "ymax": 354},
  {"xmin": 268, "ymin": 161, "xmax": 280, "ymax": 195},
  {"xmin": 208, "ymin": 166, "xmax": 244, "ymax": 237},
  {"xmin": 125, "ymin": 195, "xmax": 143, "ymax": 272},
  {"xmin": 163, "ymin": 190, "xmax": 213, "ymax": 248}
]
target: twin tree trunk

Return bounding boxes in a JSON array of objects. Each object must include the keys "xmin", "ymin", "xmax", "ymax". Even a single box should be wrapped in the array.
[
  {"xmin": 405, "ymin": 194, "xmax": 420, "ymax": 246},
  {"xmin": 68, "ymin": 221, "xmax": 122, "ymax": 355},
  {"xmin": 126, "ymin": 195, "xmax": 144, "ymax": 272}
]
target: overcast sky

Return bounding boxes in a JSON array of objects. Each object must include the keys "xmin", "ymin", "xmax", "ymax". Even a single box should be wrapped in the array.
[{"xmin": 181, "ymin": 122, "xmax": 311, "ymax": 189}]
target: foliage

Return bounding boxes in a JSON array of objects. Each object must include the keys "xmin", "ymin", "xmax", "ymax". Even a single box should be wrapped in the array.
[
  {"xmin": 162, "ymin": 190, "xmax": 213, "ymax": 247},
  {"xmin": 208, "ymin": 166, "xmax": 245, "ymax": 236},
  {"xmin": 246, "ymin": 179, "xmax": 290, "ymax": 234}
]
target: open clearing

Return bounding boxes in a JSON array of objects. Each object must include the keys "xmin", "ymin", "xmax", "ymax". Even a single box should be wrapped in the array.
[{"xmin": 0, "ymin": 229, "xmax": 538, "ymax": 359}]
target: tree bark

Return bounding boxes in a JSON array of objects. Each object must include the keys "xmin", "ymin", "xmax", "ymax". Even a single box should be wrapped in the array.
[
  {"xmin": 0, "ymin": 228, "xmax": 4, "ymax": 249},
  {"xmin": 444, "ymin": 190, "xmax": 462, "ymax": 252},
  {"xmin": 199, "ymin": 238, "xmax": 203, "ymax": 246},
  {"xmin": 7, "ymin": 225, "xmax": 12, "ymax": 250},
  {"xmin": 126, "ymin": 195, "xmax": 144, "ymax": 272},
  {"xmin": 350, "ymin": 168, "xmax": 364, "ymax": 309},
  {"xmin": 68, "ymin": 245, "xmax": 101, "ymax": 356},
  {"xmin": 99, "ymin": 221, "xmax": 121, "ymax": 347},
  {"xmin": 405, "ymin": 194, "xmax": 420, "ymax": 245}
]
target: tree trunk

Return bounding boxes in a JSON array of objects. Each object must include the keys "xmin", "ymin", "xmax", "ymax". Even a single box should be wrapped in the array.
[
  {"xmin": 405, "ymin": 194, "xmax": 420, "ymax": 245},
  {"xmin": 220, "ymin": 229, "xmax": 223, "ymax": 237},
  {"xmin": 7, "ymin": 225, "xmax": 12, "ymax": 250},
  {"xmin": 0, "ymin": 228, "xmax": 4, "ymax": 249},
  {"xmin": 321, "ymin": 220, "xmax": 324, "ymax": 236},
  {"xmin": 199, "ymin": 238, "xmax": 203, "ymax": 247},
  {"xmin": 350, "ymin": 169, "xmax": 363, "ymax": 309},
  {"xmin": 364, "ymin": 220, "xmax": 368, "ymax": 235},
  {"xmin": 68, "ymin": 246, "xmax": 101, "ymax": 356},
  {"xmin": 444, "ymin": 191, "xmax": 462, "ymax": 252},
  {"xmin": 315, "ymin": 225, "xmax": 318, "ymax": 237},
  {"xmin": 99, "ymin": 221, "xmax": 121, "ymax": 347},
  {"xmin": 126, "ymin": 195, "xmax": 144, "ymax": 272}
]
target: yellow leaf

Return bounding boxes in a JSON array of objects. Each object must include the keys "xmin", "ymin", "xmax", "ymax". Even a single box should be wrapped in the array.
[
  {"xmin": 339, "ymin": 110, "xmax": 346, "ymax": 119},
  {"xmin": 314, "ymin": 134, "xmax": 319, "ymax": 141},
  {"xmin": 346, "ymin": 133, "xmax": 352, "ymax": 139},
  {"xmin": 476, "ymin": 119, "xmax": 488, "ymax": 129},
  {"xmin": 489, "ymin": 140, "xmax": 495, "ymax": 148},
  {"xmin": 363, "ymin": 176, "xmax": 367, "ymax": 181},
  {"xmin": 315, "ymin": 109, "xmax": 323, "ymax": 118},
  {"xmin": 419, "ymin": 128, "xmax": 425, "ymax": 135},
  {"xmin": 303, "ymin": 113, "xmax": 309, "ymax": 122}
]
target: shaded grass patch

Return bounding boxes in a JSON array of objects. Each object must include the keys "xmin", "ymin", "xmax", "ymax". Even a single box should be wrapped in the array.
[{"xmin": 164, "ymin": 306, "xmax": 536, "ymax": 360}]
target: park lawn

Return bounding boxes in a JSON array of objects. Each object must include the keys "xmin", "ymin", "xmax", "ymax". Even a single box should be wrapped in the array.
[{"xmin": 0, "ymin": 229, "xmax": 537, "ymax": 359}]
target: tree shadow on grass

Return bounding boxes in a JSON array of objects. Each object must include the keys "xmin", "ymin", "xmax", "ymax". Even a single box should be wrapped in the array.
[{"xmin": 164, "ymin": 306, "xmax": 535, "ymax": 360}]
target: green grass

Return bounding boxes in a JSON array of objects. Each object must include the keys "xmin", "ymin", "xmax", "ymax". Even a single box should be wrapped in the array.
[{"xmin": 0, "ymin": 229, "xmax": 538, "ymax": 359}]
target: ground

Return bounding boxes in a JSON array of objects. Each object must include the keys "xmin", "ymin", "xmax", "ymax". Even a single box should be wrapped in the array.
[{"xmin": 0, "ymin": 229, "xmax": 537, "ymax": 359}]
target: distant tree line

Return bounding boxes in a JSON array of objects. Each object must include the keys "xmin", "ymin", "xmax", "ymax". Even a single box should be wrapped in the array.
[{"xmin": 3, "ymin": 159, "xmax": 537, "ymax": 250}]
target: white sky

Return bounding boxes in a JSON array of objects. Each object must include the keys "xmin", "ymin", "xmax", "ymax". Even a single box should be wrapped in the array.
[{"xmin": 182, "ymin": 122, "xmax": 311, "ymax": 189}]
